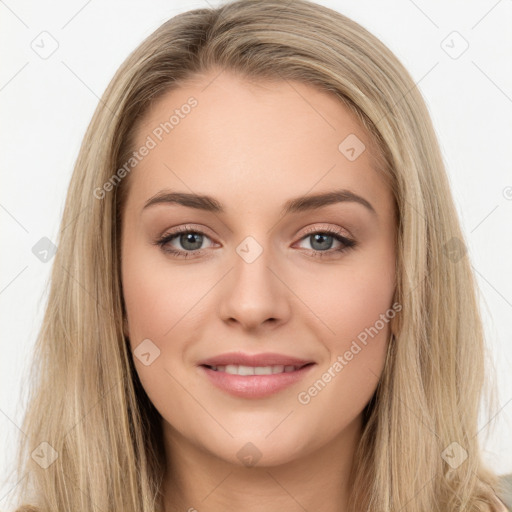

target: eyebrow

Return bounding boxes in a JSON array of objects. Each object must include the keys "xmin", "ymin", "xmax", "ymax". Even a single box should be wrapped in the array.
[{"xmin": 142, "ymin": 188, "xmax": 377, "ymax": 217}]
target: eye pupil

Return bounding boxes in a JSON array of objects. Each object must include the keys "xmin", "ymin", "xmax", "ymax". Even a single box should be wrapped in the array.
[
  {"xmin": 181, "ymin": 232, "xmax": 203, "ymax": 250},
  {"xmin": 310, "ymin": 233, "xmax": 333, "ymax": 251}
]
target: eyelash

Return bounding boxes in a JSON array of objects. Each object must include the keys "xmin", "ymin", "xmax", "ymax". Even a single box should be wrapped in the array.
[{"xmin": 154, "ymin": 224, "xmax": 357, "ymax": 260}]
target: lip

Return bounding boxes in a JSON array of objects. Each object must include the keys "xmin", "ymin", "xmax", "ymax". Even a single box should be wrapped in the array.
[
  {"xmin": 198, "ymin": 351, "xmax": 314, "ymax": 368},
  {"xmin": 197, "ymin": 351, "xmax": 316, "ymax": 399}
]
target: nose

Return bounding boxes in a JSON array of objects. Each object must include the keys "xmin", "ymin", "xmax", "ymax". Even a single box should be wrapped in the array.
[{"xmin": 217, "ymin": 239, "xmax": 292, "ymax": 332}]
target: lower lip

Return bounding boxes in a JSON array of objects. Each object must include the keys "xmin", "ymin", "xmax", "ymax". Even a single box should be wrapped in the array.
[{"xmin": 199, "ymin": 364, "xmax": 316, "ymax": 399}]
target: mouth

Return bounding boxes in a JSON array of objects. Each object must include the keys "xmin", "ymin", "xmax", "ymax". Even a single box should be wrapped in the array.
[
  {"xmin": 198, "ymin": 362, "xmax": 316, "ymax": 399},
  {"xmin": 202, "ymin": 362, "xmax": 314, "ymax": 375}
]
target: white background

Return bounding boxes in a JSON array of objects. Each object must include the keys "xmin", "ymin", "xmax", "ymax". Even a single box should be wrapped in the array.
[{"xmin": 1, "ymin": 0, "xmax": 511, "ymax": 509}]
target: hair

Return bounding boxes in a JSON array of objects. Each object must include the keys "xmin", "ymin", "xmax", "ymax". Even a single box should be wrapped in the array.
[{"xmin": 7, "ymin": 0, "xmax": 506, "ymax": 511}]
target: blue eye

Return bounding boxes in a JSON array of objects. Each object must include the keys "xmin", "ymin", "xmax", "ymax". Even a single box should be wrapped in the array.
[
  {"xmin": 296, "ymin": 230, "xmax": 356, "ymax": 257},
  {"xmin": 155, "ymin": 226, "xmax": 214, "ymax": 258},
  {"xmin": 155, "ymin": 225, "xmax": 357, "ymax": 259}
]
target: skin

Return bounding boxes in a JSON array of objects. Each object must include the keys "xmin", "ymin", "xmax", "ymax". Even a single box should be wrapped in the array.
[{"xmin": 121, "ymin": 68, "xmax": 397, "ymax": 512}]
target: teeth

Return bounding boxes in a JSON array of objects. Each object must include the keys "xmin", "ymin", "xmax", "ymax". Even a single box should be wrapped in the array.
[{"xmin": 209, "ymin": 364, "xmax": 299, "ymax": 375}]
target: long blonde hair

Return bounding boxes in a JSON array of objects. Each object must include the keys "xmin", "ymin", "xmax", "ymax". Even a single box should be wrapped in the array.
[{"xmin": 9, "ymin": 0, "xmax": 505, "ymax": 510}]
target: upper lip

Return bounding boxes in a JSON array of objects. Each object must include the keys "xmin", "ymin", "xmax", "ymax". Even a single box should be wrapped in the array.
[{"xmin": 198, "ymin": 351, "xmax": 315, "ymax": 368}]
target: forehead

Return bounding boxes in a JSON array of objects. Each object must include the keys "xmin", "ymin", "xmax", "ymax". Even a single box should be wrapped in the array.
[{"xmin": 125, "ymin": 69, "xmax": 391, "ymax": 216}]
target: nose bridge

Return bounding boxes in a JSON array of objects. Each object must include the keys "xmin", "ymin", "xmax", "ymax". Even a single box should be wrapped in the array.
[
  {"xmin": 232, "ymin": 233, "xmax": 278, "ymax": 298},
  {"xmin": 218, "ymin": 232, "xmax": 290, "ymax": 328}
]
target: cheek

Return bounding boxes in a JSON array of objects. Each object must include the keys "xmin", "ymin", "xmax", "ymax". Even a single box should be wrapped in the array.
[
  {"xmin": 298, "ymin": 241, "xmax": 396, "ymax": 351},
  {"xmin": 121, "ymin": 235, "xmax": 202, "ymax": 342},
  {"xmin": 122, "ymin": 265, "xmax": 178, "ymax": 341},
  {"xmin": 292, "ymin": 250, "xmax": 395, "ymax": 441},
  {"xmin": 121, "ymin": 243, "xmax": 196, "ymax": 414}
]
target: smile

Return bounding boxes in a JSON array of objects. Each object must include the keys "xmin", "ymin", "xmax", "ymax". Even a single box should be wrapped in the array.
[
  {"xmin": 199, "ymin": 363, "xmax": 315, "ymax": 398},
  {"xmin": 205, "ymin": 364, "xmax": 307, "ymax": 375}
]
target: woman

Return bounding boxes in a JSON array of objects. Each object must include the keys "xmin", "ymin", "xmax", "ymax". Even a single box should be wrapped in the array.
[{"xmin": 11, "ymin": 0, "xmax": 508, "ymax": 510}]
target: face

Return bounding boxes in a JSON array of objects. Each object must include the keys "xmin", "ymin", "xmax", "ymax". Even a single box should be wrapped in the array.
[{"xmin": 121, "ymin": 68, "xmax": 397, "ymax": 468}]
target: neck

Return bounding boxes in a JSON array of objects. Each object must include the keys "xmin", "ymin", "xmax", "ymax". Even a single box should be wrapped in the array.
[{"xmin": 161, "ymin": 414, "xmax": 362, "ymax": 512}]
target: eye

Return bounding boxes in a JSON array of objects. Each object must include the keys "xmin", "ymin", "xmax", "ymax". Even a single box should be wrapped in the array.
[
  {"xmin": 154, "ymin": 224, "xmax": 357, "ymax": 259},
  {"xmin": 294, "ymin": 226, "xmax": 357, "ymax": 259},
  {"xmin": 154, "ymin": 224, "xmax": 216, "ymax": 259}
]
